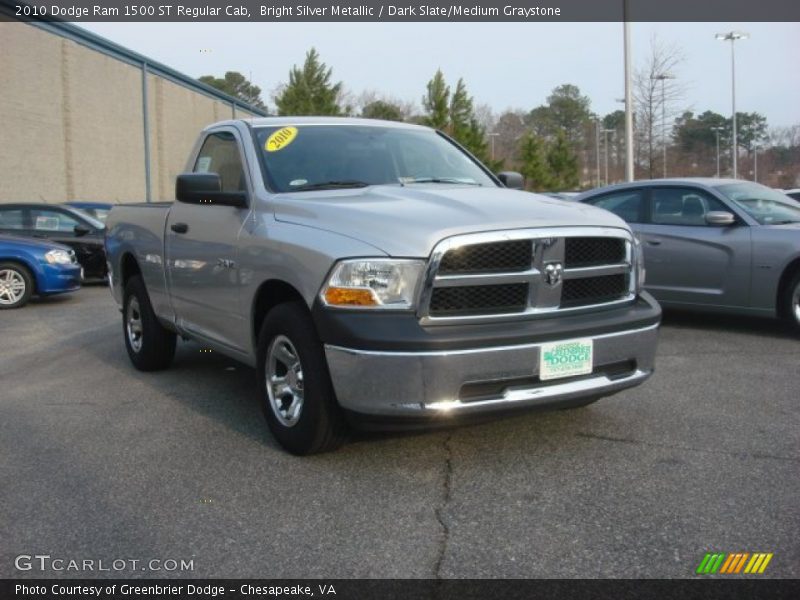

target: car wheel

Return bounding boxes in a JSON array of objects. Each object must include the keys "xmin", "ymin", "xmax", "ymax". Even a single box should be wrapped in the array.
[
  {"xmin": 257, "ymin": 301, "xmax": 347, "ymax": 455},
  {"xmin": 783, "ymin": 270, "xmax": 800, "ymax": 333},
  {"xmin": 123, "ymin": 275, "xmax": 176, "ymax": 371},
  {"xmin": 0, "ymin": 262, "xmax": 34, "ymax": 309}
]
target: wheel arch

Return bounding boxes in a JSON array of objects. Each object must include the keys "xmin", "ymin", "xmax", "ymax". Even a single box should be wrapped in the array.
[
  {"xmin": 251, "ymin": 279, "xmax": 309, "ymax": 352},
  {"xmin": 776, "ymin": 256, "xmax": 800, "ymax": 318},
  {"xmin": 119, "ymin": 252, "xmax": 142, "ymax": 289},
  {"xmin": 0, "ymin": 255, "xmax": 40, "ymax": 294}
]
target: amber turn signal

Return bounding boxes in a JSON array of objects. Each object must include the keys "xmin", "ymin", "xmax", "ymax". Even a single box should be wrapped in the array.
[{"xmin": 324, "ymin": 287, "xmax": 378, "ymax": 306}]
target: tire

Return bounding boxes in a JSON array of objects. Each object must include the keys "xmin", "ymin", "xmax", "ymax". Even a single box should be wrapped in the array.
[
  {"xmin": 0, "ymin": 262, "xmax": 34, "ymax": 309},
  {"xmin": 256, "ymin": 301, "xmax": 347, "ymax": 455},
  {"xmin": 782, "ymin": 270, "xmax": 800, "ymax": 333},
  {"xmin": 122, "ymin": 275, "xmax": 176, "ymax": 371}
]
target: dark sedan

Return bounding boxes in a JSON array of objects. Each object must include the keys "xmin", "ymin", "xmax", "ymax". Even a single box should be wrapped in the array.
[
  {"xmin": 576, "ymin": 178, "xmax": 800, "ymax": 330},
  {"xmin": 65, "ymin": 201, "xmax": 114, "ymax": 223},
  {"xmin": 0, "ymin": 203, "xmax": 107, "ymax": 279}
]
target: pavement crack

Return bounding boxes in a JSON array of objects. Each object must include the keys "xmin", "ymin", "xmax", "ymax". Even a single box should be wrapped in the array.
[{"xmin": 433, "ymin": 433, "xmax": 454, "ymax": 579}]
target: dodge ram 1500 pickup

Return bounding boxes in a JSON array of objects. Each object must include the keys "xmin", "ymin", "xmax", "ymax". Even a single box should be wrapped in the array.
[{"xmin": 105, "ymin": 117, "xmax": 660, "ymax": 454}]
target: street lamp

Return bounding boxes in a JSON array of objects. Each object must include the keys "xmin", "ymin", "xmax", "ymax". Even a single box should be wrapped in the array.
[
  {"xmin": 716, "ymin": 30, "xmax": 749, "ymax": 179},
  {"xmin": 602, "ymin": 128, "xmax": 615, "ymax": 185},
  {"xmin": 651, "ymin": 73, "xmax": 675, "ymax": 178},
  {"xmin": 595, "ymin": 119, "xmax": 602, "ymax": 187},
  {"xmin": 752, "ymin": 142, "xmax": 760, "ymax": 182},
  {"xmin": 711, "ymin": 126, "xmax": 725, "ymax": 177}
]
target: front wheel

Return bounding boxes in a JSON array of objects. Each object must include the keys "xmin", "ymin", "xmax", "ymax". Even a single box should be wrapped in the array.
[
  {"xmin": 257, "ymin": 302, "xmax": 347, "ymax": 455},
  {"xmin": 0, "ymin": 262, "xmax": 34, "ymax": 309},
  {"xmin": 783, "ymin": 271, "xmax": 800, "ymax": 333},
  {"xmin": 122, "ymin": 275, "xmax": 176, "ymax": 371}
]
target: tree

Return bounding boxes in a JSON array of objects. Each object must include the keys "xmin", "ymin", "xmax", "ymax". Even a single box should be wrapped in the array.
[
  {"xmin": 361, "ymin": 100, "xmax": 404, "ymax": 121},
  {"xmin": 518, "ymin": 133, "xmax": 551, "ymax": 191},
  {"xmin": 198, "ymin": 71, "xmax": 267, "ymax": 111},
  {"xmin": 420, "ymin": 71, "xmax": 497, "ymax": 168},
  {"xmin": 273, "ymin": 48, "xmax": 343, "ymax": 116},
  {"xmin": 547, "ymin": 131, "xmax": 579, "ymax": 190},
  {"xmin": 422, "ymin": 69, "xmax": 450, "ymax": 130},
  {"xmin": 735, "ymin": 112, "xmax": 768, "ymax": 153},
  {"xmin": 633, "ymin": 35, "xmax": 687, "ymax": 178}
]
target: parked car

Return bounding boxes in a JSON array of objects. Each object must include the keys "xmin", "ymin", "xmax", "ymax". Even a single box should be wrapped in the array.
[
  {"xmin": 0, "ymin": 234, "xmax": 82, "ymax": 309},
  {"xmin": 106, "ymin": 117, "xmax": 660, "ymax": 454},
  {"xmin": 781, "ymin": 189, "xmax": 800, "ymax": 202},
  {"xmin": 576, "ymin": 178, "xmax": 800, "ymax": 329},
  {"xmin": 65, "ymin": 201, "xmax": 114, "ymax": 223},
  {"xmin": 543, "ymin": 192, "xmax": 580, "ymax": 201},
  {"xmin": 0, "ymin": 203, "xmax": 107, "ymax": 279}
]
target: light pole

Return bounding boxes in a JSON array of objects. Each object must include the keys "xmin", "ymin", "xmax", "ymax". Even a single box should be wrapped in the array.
[
  {"xmin": 602, "ymin": 128, "xmax": 615, "ymax": 185},
  {"xmin": 752, "ymin": 142, "xmax": 759, "ymax": 182},
  {"xmin": 623, "ymin": 5, "xmax": 634, "ymax": 182},
  {"xmin": 716, "ymin": 31, "xmax": 749, "ymax": 179},
  {"xmin": 711, "ymin": 126, "xmax": 725, "ymax": 177},
  {"xmin": 595, "ymin": 119, "xmax": 602, "ymax": 187},
  {"xmin": 651, "ymin": 73, "xmax": 675, "ymax": 178},
  {"xmin": 488, "ymin": 132, "xmax": 499, "ymax": 161}
]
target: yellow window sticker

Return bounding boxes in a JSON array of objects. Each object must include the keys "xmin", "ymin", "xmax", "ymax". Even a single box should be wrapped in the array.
[{"xmin": 265, "ymin": 127, "xmax": 298, "ymax": 152}]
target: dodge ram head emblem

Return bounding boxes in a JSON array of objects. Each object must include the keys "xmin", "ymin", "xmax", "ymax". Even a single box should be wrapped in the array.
[{"xmin": 544, "ymin": 262, "xmax": 564, "ymax": 287}]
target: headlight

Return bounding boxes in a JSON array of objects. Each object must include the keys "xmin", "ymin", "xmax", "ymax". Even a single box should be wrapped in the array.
[
  {"xmin": 321, "ymin": 259, "xmax": 425, "ymax": 309},
  {"xmin": 632, "ymin": 236, "xmax": 645, "ymax": 294},
  {"xmin": 44, "ymin": 249, "xmax": 74, "ymax": 265}
]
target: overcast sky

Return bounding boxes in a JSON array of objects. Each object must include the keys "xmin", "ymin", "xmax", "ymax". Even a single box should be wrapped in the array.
[{"xmin": 79, "ymin": 21, "xmax": 800, "ymax": 127}]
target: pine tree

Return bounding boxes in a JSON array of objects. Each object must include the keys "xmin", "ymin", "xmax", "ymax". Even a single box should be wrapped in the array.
[
  {"xmin": 274, "ymin": 48, "xmax": 343, "ymax": 116},
  {"xmin": 546, "ymin": 131, "xmax": 579, "ymax": 190},
  {"xmin": 518, "ymin": 133, "xmax": 552, "ymax": 191},
  {"xmin": 422, "ymin": 70, "xmax": 450, "ymax": 130}
]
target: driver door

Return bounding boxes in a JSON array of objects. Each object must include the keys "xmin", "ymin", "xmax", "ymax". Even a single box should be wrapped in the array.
[{"xmin": 165, "ymin": 128, "xmax": 252, "ymax": 353}]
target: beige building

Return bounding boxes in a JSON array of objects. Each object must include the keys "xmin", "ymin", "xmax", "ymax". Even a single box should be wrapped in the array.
[{"xmin": 0, "ymin": 16, "xmax": 264, "ymax": 205}]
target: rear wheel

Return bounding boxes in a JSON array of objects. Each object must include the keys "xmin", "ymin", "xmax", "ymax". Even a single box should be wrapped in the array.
[
  {"xmin": 122, "ymin": 275, "xmax": 176, "ymax": 370},
  {"xmin": 256, "ymin": 302, "xmax": 347, "ymax": 455},
  {"xmin": 0, "ymin": 262, "xmax": 33, "ymax": 309},
  {"xmin": 782, "ymin": 271, "xmax": 800, "ymax": 333}
]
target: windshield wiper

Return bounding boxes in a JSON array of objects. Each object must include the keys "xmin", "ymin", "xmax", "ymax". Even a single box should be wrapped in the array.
[
  {"xmin": 769, "ymin": 219, "xmax": 800, "ymax": 225},
  {"xmin": 292, "ymin": 180, "xmax": 370, "ymax": 191},
  {"xmin": 404, "ymin": 177, "xmax": 482, "ymax": 186}
]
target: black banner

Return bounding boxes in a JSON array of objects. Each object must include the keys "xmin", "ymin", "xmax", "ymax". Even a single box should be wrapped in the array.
[
  {"xmin": 4, "ymin": 579, "xmax": 800, "ymax": 600},
  {"xmin": 3, "ymin": 0, "xmax": 800, "ymax": 22}
]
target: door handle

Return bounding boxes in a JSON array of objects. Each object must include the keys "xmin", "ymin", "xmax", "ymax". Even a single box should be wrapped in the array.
[
  {"xmin": 645, "ymin": 239, "xmax": 661, "ymax": 246},
  {"xmin": 170, "ymin": 223, "xmax": 189, "ymax": 234}
]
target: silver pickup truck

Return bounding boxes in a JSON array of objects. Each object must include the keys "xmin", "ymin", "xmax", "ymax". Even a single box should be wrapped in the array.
[{"xmin": 106, "ymin": 117, "xmax": 660, "ymax": 454}]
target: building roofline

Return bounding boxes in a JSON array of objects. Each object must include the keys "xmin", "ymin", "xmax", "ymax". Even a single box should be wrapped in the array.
[{"xmin": 2, "ymin": 12, "xmax": 268, "ymax": 117}]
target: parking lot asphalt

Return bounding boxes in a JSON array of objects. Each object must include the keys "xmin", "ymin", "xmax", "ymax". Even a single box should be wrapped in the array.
[{"xmin": 1, "ymin": 286, "xmax": 798, "ymax": 579}]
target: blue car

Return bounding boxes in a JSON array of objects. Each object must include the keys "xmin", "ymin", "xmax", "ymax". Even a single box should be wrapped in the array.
[
  {"xmin": 65, "ymin": 201, "xmax": 113, "ymax": 223},
  {"xmin": 0, "ymin": 234, "xmax": 82, "ymax": 309}
]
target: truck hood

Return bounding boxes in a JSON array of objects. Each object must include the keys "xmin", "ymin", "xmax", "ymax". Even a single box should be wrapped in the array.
[{"xmin": 272, "ymin": 185, "xmax": 629, "ymax": 257}]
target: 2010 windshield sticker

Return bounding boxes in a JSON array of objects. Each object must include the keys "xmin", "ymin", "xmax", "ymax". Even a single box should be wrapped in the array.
[{"xmin": 265, "ymin": 127, "xmax": 298, "ymax": 152}]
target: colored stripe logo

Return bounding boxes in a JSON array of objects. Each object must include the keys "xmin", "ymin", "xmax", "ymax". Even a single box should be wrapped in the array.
[{"xmin": 696, "ymin": 552, "xmax": 773, "ymax": 574}]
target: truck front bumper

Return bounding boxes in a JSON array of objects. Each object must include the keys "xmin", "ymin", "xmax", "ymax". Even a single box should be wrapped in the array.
[{"xmin": 324, "ymin": 317, "xmax": 658, "ymax": 420}]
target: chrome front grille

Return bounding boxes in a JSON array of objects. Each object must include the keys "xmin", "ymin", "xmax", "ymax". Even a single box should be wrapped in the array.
[{"xmin": 418, "ymin": 227, "xmax": 636, "ymax": 324}]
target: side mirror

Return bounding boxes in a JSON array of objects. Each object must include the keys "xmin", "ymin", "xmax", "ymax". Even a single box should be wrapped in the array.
[
  {"xmin": 497, "ymin": 171, "xmax": 524, "ymax": 190},
  {"xmin": 705, "ymin": 211, "xmax": 736, "ymax": 226},
  {"xmin": 74, "ymin": 224, "xmax": 91, "ymax": 237},
  {"xmin": 176, "ymin": 173, "xmax": 248, "ymax": 208}
]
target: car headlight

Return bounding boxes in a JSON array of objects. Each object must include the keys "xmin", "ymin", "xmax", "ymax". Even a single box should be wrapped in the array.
[
  {"xmin": 632, "ymin": 236, "xmax": 645, "ymax": 294},
  {"xmin": 321, "ymin": 259, "xmax": 425, "ymax": 309},
  {"xmin": 44, "ymin": 249, "xmax": 74, "ymax": 265}
]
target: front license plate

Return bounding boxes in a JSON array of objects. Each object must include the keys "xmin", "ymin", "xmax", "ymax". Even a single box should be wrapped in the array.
[{"xmin": 539, "ymin": 338, "xmax": 593, "ymax": 381}]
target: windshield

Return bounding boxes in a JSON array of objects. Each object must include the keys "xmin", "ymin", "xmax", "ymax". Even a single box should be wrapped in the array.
[
  {"xmin": 715, "ymin": 182, "xmax": 800, "ymax": 225},
  {"xmin": 254, "ymin": 125, "xmax": 497, "ymax": 193}
]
